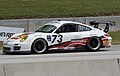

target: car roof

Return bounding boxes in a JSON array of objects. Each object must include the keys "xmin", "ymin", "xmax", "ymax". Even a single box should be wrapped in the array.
[{"xmin": 45, "ymin": 21, "xmax": 87, "ymax": 28}]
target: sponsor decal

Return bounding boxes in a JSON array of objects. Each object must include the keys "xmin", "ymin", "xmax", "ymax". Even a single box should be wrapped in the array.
[
  {"xmin": 71, "ymin": 38, "xmax": 83, "ymax": 42},
  {"xmin": 49, "ymin": 41, "xmax": 85, "ymax": 51},
  {"xmin": 0, "ymin": 26, "xmax": 24, "ymax": 41},
  {"xmin": 47, "ymin": 35, "xmax": 51, "ymax": 41},
  {"xmin": 90, "ymin": 34, "xmax": 97, "ymax": 36},
  {"xmin": 0, "ymin": 32, "xmax": 15, "ymax": 38}
]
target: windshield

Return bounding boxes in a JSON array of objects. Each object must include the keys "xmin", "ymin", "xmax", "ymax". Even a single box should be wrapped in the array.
[{"xmin": 35, "ymin": 25, "xmax": 57, "ymax": 33}]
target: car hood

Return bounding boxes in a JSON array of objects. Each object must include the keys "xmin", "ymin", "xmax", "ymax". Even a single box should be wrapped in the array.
[{"xmin": 10, "ymin": 32, "xmax": 48, "ymax": 39}]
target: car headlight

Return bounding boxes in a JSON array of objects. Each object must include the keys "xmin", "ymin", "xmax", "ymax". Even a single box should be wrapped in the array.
[
  {"xmin": 10, "ymin": 34, "xmax": 28, "ymax": 42},
  {"xmin": 20, "ymin": 35, "xmax": 28, "ymax": 42}
]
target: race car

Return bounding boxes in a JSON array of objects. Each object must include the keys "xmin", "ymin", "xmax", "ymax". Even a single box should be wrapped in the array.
[{"xmin": 3, "ymin": 20, "xmax": 113, "ymax": 54}]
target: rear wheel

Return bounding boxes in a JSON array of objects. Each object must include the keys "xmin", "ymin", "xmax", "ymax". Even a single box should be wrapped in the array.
[
  {"xmin": 31, "ymin": 38, "xmax": 48, "ymax": 54},
  {"xmin": 86, "ymin": 37, "xmax": 101, "ymax": 51}
]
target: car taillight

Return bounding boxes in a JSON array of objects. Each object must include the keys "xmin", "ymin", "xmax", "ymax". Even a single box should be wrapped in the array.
[{"xmin": 104, "ymin": 34, "xmax": 110, "ymax": 37}]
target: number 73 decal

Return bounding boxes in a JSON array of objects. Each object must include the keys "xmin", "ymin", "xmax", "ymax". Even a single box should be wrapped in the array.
[{"xmin": 52, "ymin": 35, "xmax": 63, "ymax": 43}]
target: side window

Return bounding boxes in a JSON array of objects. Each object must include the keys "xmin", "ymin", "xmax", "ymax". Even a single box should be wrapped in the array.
[
  {"xmin": 77, "ymin": 25, "xmax": 91, "ymax": 32},
  {"xmin": 56, "ymin": 24, "xmax": 76, "ymax": 33}
]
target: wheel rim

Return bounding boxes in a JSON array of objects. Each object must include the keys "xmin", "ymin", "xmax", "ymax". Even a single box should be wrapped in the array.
[
  {"xmin": 33, "ymin": 39, "xmax": 46, "ymax": 53},
  {"xmin": 88, "ymin": 37, "xmax": 100, "ymax": 50}
]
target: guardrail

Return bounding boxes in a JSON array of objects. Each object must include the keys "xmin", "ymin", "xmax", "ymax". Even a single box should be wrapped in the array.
[{"xmin": 0, "ymin": 16, "xmax": 120, "ymax": 32}]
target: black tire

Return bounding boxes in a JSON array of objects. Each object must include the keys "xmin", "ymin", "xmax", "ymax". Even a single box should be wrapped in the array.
[
  {"xmin": 31, "ymin": 38, "xmax": 48, "ymax": 54},
  {"xmin": 86, "ymin": 37, "xmax": 101, "ymax": 51}
]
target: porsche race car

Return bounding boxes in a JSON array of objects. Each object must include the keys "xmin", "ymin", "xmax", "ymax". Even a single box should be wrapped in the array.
[{"xmin": 3, "ymin": 20, "xmax": 114, "ymax": 54}]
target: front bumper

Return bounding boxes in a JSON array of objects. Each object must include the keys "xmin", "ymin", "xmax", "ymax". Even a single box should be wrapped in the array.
[{"xmin": 3, "ymin": 41, "xmax": 31, "ymax": 53}]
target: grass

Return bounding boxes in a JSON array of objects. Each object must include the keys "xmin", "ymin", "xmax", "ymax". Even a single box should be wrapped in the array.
[
  {"xmin": 109, "ymin": 31, "xmax": 120, "ymax": 45},
  {"xmin": 0, "ymin": 41, "xmax": 3, "ymax": 50},
  {"xmin": 0, "ymin": 0, "xmax": 120, "ymax": 19}
]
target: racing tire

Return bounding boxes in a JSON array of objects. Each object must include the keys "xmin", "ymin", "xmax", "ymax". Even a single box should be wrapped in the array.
[
  {"xmin": 31, "ymin": 38, "xmax": 48, "ymax": 54},
  {"xmin": 86, "ymin": 37, "xmax": 101, "ymax": 52}
]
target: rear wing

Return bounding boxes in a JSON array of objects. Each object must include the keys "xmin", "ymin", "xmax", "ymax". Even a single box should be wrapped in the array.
[{"xmin": 90, "ymin": 21, "xmax": 115, "ymax": 33}]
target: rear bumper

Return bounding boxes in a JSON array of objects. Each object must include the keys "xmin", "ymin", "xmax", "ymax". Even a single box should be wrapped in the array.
[{"xmin": 101, "ymin": 37, "xmax": 112, "ymax": 48}]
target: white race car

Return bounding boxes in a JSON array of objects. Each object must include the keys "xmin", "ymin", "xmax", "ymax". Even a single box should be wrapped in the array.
[{"xmin": 3, "ymin": 20, "xmax": 114, "ymax": 54}]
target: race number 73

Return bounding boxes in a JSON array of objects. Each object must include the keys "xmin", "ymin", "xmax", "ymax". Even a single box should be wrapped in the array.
[{"xmin": 52, "ymin": 35, "xmax": 63, "ymax": 43}]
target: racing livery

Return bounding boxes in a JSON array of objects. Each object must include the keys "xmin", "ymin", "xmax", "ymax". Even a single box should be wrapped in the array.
[{"xmin": 3, "ymin": 21, "xmax": 113, "ymax": 54}]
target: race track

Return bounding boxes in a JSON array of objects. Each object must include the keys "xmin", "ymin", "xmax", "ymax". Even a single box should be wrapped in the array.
[
  {"xmin": 0, "ymin": 45, "xmax": 120, "ymax": 76},
  {"xmin": 0, "ymin": 45, "xmax": 120, "ymax": 64},
  {"xmin": 0, "ymin": 45, "xmax": 120, "ymax": 55}
]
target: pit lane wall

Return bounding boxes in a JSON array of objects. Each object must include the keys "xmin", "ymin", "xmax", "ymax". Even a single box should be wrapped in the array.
[
  {"xmin": 0, "ymin": 16, "xmax": 120, "ymax": 32},
  {"xmin": 0, "ymin": 58, "xmax": 120, "ymax": 76}
]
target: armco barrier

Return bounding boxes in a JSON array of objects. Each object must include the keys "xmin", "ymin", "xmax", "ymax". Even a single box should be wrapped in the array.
[
  {"xmin": 0, "ymin": 59, "xmax": 119, "ymax": 76},
  {"xmin": 0, "ymin": 16, "xmax": 120, "ymax": 32},
  {"xmin": 28, "ymin": 18, "xmax": 85, "ymax": 31},
  {"xmin": 0, "ymin": 19, "xmax": 29, "ymax": 31}
]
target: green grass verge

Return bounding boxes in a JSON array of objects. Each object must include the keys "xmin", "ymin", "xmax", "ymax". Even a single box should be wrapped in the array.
[
  {"xmin": 0, "ymin": 41, "xmax": 3, "ymax": 50},
  {"xmin": 0, "ymin": 0, "xmax": 120, "ymax": 19},
  {"xmin": 109, "ymin": 31, "xmax": 120, "ymax": 45}
]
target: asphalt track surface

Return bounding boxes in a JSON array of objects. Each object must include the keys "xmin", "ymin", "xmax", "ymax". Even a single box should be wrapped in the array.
[
  {"xmin": 0, "ymin": 45, "xmax": 120, "ymax": 55},
  {"xmin": 0, "ymin": 45, "xmax": 120, "ymax": 56},
  {"xmin": 0, "ymin": 45, "xmax": 119, "ymax": 64}
]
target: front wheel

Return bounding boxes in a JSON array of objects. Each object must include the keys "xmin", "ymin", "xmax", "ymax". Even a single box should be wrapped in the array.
[
  {"xmin": 31, "ymin": 38, "xmax": 48, "ymax": 54},
  {"xmin": 86, "ymin": 37, "xmax": 101, "ymax": 51}
]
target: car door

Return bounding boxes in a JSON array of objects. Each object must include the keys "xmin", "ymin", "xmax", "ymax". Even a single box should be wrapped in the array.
[{"xmin": 51, "ymin": 23, "xmax": 77, "ymax": 45}]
